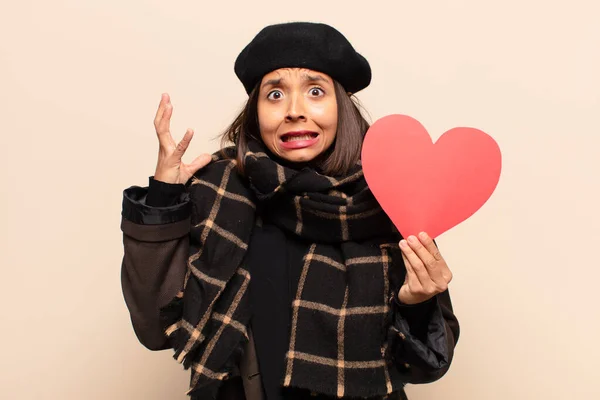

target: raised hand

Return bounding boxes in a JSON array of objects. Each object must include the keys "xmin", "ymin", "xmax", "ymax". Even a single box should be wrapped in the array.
[
  {"xmin": 153, "ymin": 93, "xmax": 212, "ymax": 184},
  {"xmin": 398, "ymin": 232, "xmax": 453, "ymax": 305}
]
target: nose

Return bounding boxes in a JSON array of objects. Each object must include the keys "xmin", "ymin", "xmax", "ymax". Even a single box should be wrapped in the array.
[{"xmin": 285, "ymin": 92, "xmax": 306, "ymax": 122}]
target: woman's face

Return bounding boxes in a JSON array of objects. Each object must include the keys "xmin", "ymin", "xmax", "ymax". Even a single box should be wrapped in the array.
[{"xmin": 257, "ymin": 68, "xmax": 338, "ymax": 164}]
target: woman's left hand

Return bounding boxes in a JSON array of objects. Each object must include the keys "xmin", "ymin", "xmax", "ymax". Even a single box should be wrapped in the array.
[{"xmin": 398, "ymin": 232, "xmax": 453, "ymax": 305}]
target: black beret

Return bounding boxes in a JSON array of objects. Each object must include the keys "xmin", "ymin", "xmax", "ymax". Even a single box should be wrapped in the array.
[{"xmin": 234, "ymin": 22, "xmax": 371, "ymax": 95}]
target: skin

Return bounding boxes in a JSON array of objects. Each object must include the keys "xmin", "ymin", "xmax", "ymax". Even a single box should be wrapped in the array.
[
  {"xmin": 151, "ymin": 70, "xmax": 453, "ymax": 305},
  {"xmin": 257, "ymin": 68, "xmax": 338, "ymax": 164},
  {"xmin": 398, "ymin": 232, "xmax": 453, "ymax": 305},
  {"xmin": 152, "ymin": 93, "xmax": 212, "ymax": 185}
]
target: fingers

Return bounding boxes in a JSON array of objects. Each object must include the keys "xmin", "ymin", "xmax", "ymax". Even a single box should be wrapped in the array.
[
  {"xmin": 400, "ymin": 239, "xmax": 434, "ymax": 289},
  {"xmin": 154, "ymin": 93, "xmax": 170, "ymax": 125},
  {"xmin": 188, "ymin": 153, "xmax": 213, "ymax": 175},
  {"xmin": 154, "ymin": 93, "xmax": 175, "ymax": 148},
  {"xmin": 398, "ymin": 233, "xmax": 453, "ymax": 304},
  {"xmin": 159, "ymin": 103, "xmax": 174, "ymax": 139},
  {"xmin": 401, "ymin": 251, "xmax": 422, "ymax": 293},
  {"xmin": 174, "ymin": 129, "xmax": 194, "ymax": 157},
  {"xmin": 418, "ymin": 232, "xmax": 442, "ymax": 261},
  {"xmin": 399, "ymin": 251, "xmax": 433, "ymax": 305},
  {"xmin": 400, "ymin": 234, "xmax": 452, "ymax": 291},
  {"xmin": 407, "ymin": 234, "xmax": 438, "ymax": 272},
  {"xmin": 417, "ymin": 232, "xmax": 453, "ymax": 284}
]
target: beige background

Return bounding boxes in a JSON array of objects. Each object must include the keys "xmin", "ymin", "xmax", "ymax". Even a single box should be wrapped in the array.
[{"xmin": 1, "ymin": 0, "xmax": 599, "ymax": 399}]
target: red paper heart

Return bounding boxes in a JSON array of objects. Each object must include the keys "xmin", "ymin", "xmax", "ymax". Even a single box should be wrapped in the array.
[{"xmin": 361, "ymin": 114, "xmax": 502, "ymax": 239}]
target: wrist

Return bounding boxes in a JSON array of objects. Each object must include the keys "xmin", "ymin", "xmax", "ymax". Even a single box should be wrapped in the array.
[{"xmin": 153, "ymin": 172, "xmax": 177, "ymax": 185}]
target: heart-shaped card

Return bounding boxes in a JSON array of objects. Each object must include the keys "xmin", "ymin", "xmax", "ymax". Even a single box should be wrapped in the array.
[{"xmin": 361, "ymin": 114, "xmax": 502, "ymax": 239}]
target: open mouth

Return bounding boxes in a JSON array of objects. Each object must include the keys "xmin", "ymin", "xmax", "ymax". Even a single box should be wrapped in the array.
[{"xmin": 281, "ymin": 132, "xmax": 319, "ymax": 142}]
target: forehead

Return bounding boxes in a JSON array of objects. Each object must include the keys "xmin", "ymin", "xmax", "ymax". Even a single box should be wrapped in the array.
[{"xmin": 261, "ymin": 68, "xmax": 332, "ymax": 82}]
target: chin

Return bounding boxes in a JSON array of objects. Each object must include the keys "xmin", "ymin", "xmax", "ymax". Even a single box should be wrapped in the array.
[{"xmin": 280, "ymin": 150, "xmax": 320, "ymax": 164}]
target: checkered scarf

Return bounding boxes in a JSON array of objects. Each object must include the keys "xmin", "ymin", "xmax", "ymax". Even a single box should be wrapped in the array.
[{"xmin": 160, "ymin": 141, "xmax": 408, "ymax": 399}]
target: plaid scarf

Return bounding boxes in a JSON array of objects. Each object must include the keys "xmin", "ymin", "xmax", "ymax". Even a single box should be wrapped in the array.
[{"xmin": 160, "ymin": 141, "xmax": 408, "ymax": 399}]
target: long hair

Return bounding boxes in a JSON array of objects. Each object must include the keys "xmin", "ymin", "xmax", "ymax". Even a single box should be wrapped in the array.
[{"xmin": 219, "ymin": 80, "xmax": 371, "ymax": 177}]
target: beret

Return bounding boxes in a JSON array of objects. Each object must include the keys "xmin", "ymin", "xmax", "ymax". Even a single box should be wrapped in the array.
[{"xmin": 234, "ymin": 22, "xmax": 372, "ymax": 95}]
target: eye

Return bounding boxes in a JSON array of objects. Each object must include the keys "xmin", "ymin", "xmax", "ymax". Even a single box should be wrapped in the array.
[
  {"xmin": 267, "ymin": 90, "xmax": 283, "ymax": 100},
  {"xmin": 309, "ymin": 87, "xmax": 325, "ymax": 97}
]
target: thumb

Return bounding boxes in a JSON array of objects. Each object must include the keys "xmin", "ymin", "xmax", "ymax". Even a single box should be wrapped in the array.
[{"xmin": 188, "ymin": 153, "xmax": 213, "ymax": 175}]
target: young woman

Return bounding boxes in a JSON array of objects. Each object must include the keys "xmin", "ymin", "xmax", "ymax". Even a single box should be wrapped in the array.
[{"xmin": 121, "ymin": 21, "xmax": 460, "ymax": 400}]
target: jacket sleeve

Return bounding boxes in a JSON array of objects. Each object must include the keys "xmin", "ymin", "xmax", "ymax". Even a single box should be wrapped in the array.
[
  {"xmin": 120, "ymin": 177, "xmax": 191, "ymax": 351},
  {"xmin": 391, "ymin": 288, "xmax": 460, "ymax": 384}
]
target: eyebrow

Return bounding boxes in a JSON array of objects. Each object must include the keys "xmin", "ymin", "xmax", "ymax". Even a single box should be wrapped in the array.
[
  {"xmin": 261, "ymin": 74, "xmax": 330, "ymax": 88},
  {"xmin": 262, "ymin": 78, "xmax": 282, "ymax": 88},
  {"xmin": 304, "ymin": 74, "xmax": 329, "ymax": 84}
]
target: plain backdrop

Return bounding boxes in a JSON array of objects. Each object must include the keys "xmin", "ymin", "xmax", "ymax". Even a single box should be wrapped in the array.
[{"xmin": 1, "ymin": 1, "xmax": 599, "ymax": 399}]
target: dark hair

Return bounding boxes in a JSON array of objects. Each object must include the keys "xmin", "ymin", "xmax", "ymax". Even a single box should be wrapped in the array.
[{"xmin": 219, "ymin": 80, "xmax": 370, "ymax": 177}]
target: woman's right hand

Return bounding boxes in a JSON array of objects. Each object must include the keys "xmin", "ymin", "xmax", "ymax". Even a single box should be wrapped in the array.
[{"xmin": 153, "ymin": 93, "xmax": 212, "ymax": 184}]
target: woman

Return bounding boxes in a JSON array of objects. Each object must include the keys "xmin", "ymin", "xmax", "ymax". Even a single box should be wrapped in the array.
[{"xmin": 121, "ymin": 22, "xmax": 460, "ymax": 400}]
